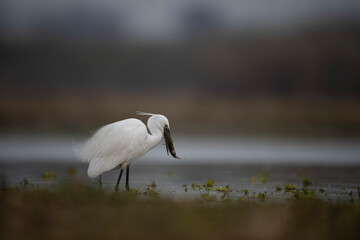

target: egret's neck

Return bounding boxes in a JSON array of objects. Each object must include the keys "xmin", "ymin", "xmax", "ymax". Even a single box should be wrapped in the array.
[{"xmin": 146, "ymin": 124, "xmax": 163, "ymax": 151}]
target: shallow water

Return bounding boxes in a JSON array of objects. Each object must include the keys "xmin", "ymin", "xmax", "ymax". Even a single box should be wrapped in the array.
[
  {"xmin": 1, "ymin": 135, "xmax": 360, "ymax": 165},
  {"xmin": 1, "ymin": 161, "xmax": 359, "ymax": 203},
  {"xmin": 1, "ymin": 134, "xmax": 359, "ymax": 202}
]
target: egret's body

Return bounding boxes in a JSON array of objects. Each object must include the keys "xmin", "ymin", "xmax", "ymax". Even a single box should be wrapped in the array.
[{"xmin": 77, "ymin": 112, "xmax": 182, "ymax": 191}]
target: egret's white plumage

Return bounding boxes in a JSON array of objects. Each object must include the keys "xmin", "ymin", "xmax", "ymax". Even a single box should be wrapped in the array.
[{"xmin": 77, "ymin": 112, "xmax": 170, "ymax": 178}]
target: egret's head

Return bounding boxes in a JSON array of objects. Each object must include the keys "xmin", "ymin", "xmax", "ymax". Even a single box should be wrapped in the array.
[
  {"xmin": 150, "ymin": 114, "xmax": 170, "ymax": 133},
  {"xmin": 137, "ymin": 111, "xmax": 170, "ymax": 133},
  {"xmin": 137, "ymin": 111, "xmax": 185, "ymax": 160}
]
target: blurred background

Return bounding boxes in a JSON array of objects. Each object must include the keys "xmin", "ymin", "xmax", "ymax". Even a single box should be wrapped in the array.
[{"xmin": 1, "ymin": 0, "xmax": 360, "ymax": 164}]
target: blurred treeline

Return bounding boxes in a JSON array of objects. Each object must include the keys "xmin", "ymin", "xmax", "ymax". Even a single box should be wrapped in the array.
[{"xmin": 1, "ymin": 24, "xmax": 360, "ymax": 137}]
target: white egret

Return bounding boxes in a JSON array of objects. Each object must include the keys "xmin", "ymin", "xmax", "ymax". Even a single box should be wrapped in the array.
[{"xmin": 77, "ymin": 111, "xmax": 184, "ymax": 191}]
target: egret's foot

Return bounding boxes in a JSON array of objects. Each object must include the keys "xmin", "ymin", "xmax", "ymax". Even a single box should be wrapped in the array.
[{"xmin": 126, "ymin": 184, "xmax": 130, "ymax": 192}]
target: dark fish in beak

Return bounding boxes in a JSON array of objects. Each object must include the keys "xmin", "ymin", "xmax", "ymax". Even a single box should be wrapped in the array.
[{"xmin": 164, "ymin": 126, "xmax": 185, "ymax": 160}]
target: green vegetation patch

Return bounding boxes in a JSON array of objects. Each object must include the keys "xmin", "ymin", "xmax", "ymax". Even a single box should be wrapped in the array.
[
  {"xmin": 2, "ymin": 180, "xmax": 359, "ymax": 240},
  {"xmin": 284, "ymin": 184, "xmax": 297, "ymax": 192},
  {"xmin": 206, "ymin": 179, "xmax": 215, "ymax": 187},
  {"xmin": 214, "ymin": 186, "xmax": 230, "ymax": 192},
  {"xmin": 302, "ymin": 177, "xmax": 312, "ymax": 188},
  {"xmin": 41, "ymin": 171, "xmax": 57, "ymax": 181}
]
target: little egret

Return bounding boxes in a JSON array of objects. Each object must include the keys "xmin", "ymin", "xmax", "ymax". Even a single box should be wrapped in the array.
[{"xmin": 77, "ymin": 112, "xmax": 184, "ymax": 191}]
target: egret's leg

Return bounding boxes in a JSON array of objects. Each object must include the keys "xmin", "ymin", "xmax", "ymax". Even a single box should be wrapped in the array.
[
  {"xmin": 115, "ymin": 169, "xmax": 124, "ymax": 192},
  {"xmin": 98, "ymin": 175, "xmax": 102, "ymax": 191},
  {"xmin": 125, "ymin": 166, "xmax": 130, "ymax": 191}
]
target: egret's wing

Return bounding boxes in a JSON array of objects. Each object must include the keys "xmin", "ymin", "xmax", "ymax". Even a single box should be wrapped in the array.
[{"xmin": 78, "ymin": 119, "xmax": 148, "ymax": 178}]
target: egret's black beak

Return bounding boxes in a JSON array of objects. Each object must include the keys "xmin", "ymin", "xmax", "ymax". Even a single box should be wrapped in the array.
[
  {"xmin": 164, "ymin": 126, "xmax": 171, "ymax": 155},
  {"xmin": 164, "ymin": 126, "xmax": 171, "ymax": 136},
  {"xmin": 164, "ymin": 126, "xmax": 185, "ymax": 160}
]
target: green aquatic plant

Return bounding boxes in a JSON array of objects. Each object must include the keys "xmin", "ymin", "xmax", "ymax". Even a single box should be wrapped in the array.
[
  {"xmin": 191, "ymin": 183, "xmax": 201, "ymax": 191},
  {"xmin": 284, "ymin": 184, "xmax": 297, "ymax": 192},
  {"xmin": 214, "ymin": 186, "xmax": 230, "ymax": 192},
  {"xmin": 319, "ymin": 188, "xmax": 325, "ymax": 193},
  {"xmin": 191, "ymin": 180, "xmax": 224, "ymax": 191},
  {"xmin": 42, "ymin": 171, "xmax": 57, "ymax": 181},
  {"xmin": 253, "ymin": 192, "xmax": 266, "ymax": 199},
  {"xmin": 302, "ymin": 177, "xmax": 312, "ymax": 188},
  {"xmin": 293, "ymin": 189, "xmax": 316, "ymax": 200},
  {"xmin": 275, "ymin": 186, "xmax": 282, "ymax": 192},
  {"xmin": 206, "ymin": 179, "xmax": 215, "ymax": 187}
]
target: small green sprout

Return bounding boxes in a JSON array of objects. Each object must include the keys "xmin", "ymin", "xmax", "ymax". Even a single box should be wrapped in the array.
[
  {"xmin": 42, "ymin": 171, "xmax": 57, "ymax": 181},
  {"xmin": 293, "ymin": 189, "xmax": 316, "ymax": 200},
  {"xmin": 243, "ymin": 189, "xmax": 249, "ymax": 195},
  {"xmin": 275, "ymin": 186, "xmax": 282, "ymax": 192},
  {"xmin": 182, "ymin": 184, "xmax": 188, "ymax": 188},
  {"xmin": 302, "ymin": 177, "xmax": 312, "ymax": 188},
  {"xmin": 349, "ymin": 191, "xmax": 353, "ymax": 197},
  {"xmin": 253, "ymin": 192, "xmax": 266, "ymax": 199},
  {"xmin": 206, "ymin": 179, "xmax": 215, "ymax": 187},
  {"xmin": 214, "ymin": 185, "xmax": 230, "ymax": 192},
  {"xmin": 284, "ymin": 184, "xmax": 297, "ymax": 192},
  {"xmin": 342, "ymin": 186, "xmax": 346, "ymax": 191}
]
